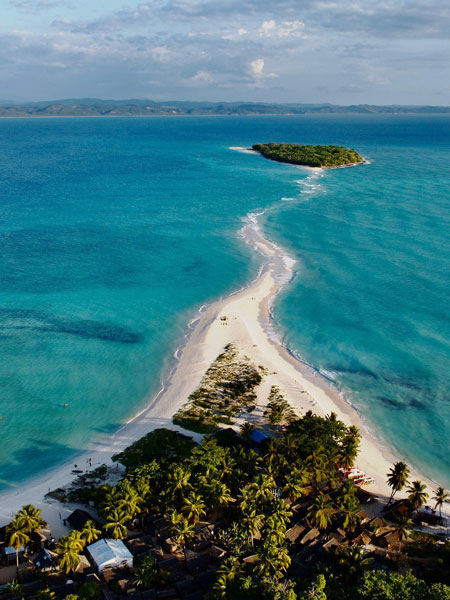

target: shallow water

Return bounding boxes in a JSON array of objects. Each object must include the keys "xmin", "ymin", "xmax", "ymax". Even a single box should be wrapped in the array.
[{"xmin": 0, "ymin": 115, "xmax": 449, "ymax": 490}]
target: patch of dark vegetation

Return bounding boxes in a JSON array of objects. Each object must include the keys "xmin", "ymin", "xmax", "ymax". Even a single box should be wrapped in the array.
[
  {"xmin": 173, "ymin": 344, "xmax": 263, "ymax": 433},
  {"xmin": 253, "ymin": 142, "xmax": 364, "ymax": 168}
]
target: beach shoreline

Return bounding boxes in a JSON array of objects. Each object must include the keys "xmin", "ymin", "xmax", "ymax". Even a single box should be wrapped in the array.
[{"xmin": 0, "ymin": 212, "xmax": 446, "ymax": 535}]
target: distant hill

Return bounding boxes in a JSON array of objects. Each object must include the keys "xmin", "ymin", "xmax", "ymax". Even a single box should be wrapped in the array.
[{"xmin": 1, "ymin": 100, "xmax": 450, "ymax": 118}]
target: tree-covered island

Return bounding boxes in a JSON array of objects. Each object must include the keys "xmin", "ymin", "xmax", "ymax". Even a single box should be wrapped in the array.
[{"xmin": 252, "ymin": 142, "xmax": 364, "ymax": 168}]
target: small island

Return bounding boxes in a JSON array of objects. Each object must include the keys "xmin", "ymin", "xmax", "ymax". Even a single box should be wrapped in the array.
[{"xmin": 252, "ymin": 142, "xmax": 364, "ymax": 168}]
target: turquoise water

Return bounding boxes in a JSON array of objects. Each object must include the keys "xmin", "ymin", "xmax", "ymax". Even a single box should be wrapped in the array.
[{"xmin": 0, "ymin": 115, "xmax": 449, "ymax": 490}]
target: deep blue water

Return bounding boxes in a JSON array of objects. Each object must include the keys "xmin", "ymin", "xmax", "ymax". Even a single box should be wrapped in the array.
[{"xmin": 0, "ymin": 115, "xmax": 449, "ymax": 490}]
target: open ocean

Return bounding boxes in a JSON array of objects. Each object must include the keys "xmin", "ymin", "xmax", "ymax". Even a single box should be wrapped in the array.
[{"xmin": 0, "ymin": 115, "xmax": 449, "ymax": 490}]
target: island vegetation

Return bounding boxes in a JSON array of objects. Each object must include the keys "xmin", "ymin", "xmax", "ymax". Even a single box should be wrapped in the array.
[
  {"xmin": 0, "ymin": 346, "xmax": 449, "ymax": 600},
  {"xmin": 252, "ymin": 143, "xmax": 364, "ymax": 168},
  {"xmin": 173, "ymin": 344, "xmax": 264, "ymax": 433}
]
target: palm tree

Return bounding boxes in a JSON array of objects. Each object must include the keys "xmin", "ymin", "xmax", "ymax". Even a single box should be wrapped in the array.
[
  {"xmin": 250, "ymin": 473, "xmax": 276, "ymax": 506},
  {"xmin": 254, "ymin": 541, "xmax": 290, "ymax": 582},
  {"xmin": 56, "ymin": 536, "xmax": 81, "ymax": 574},
  {"xmin": 6, "ymin": 580, "xmax": 24, "ymax": 599},
  {"xmin": 37, "ymin": 589, "xmax": 57, "ymax": 600},
  {"xmin": 166, "ymin": 466, "xmax": 192, "ymax": 504},
  {"xmin": 182, "ymin": 492, "xmax": 206, "ymax": 523},
  {"xmin": 270, "ymin": 498, "xmax": 293, "ymax": 527},
  {"xmin": 68, "ymin": 529, "xmax": 86, "ymax": 551},
  {"xmin": 282, "ymin": 434, "xmax": 298, "ymax": 462},
  {"xmin": 337, "ymin": 494, "xmax": 361, "ymax": 531},
  {"xmin": 432, "ymin": 486, "xmax": 450, "ymax": 520},
  {"xmin": 80, "ymin": 520, "xmax": 102, "ymax": 545},
  {"xmin": 335, "ymin": 547, "xmax": 371, "ymax": 585},
  {"xmin": 263, "ymin": 515, "xmax": 287, "ymax": 546},
  {"xmin": 306, "ymin": 447, "xmax": 328, "ymax": 490},
  {"xmin": 212, "ymin": 556, "xmax": 241, "ymax": 598},
  {"xmin": 406, "ymin": 480, "xmax": 429, "ymax": 512},
  {"xmin": 347, "ymin": 425, "xmax": 360, "ymax": 441},
  {"xmin": 6, "ymin": 519, "xmax": 30, "ymax": 578},
  {"xmin": 133, "ymin": 555, "xmax": 158, "ymax": 590},
  {"xmin": 213, "ymin": 482, "xmax": 233, "ymax": 511},
  {"xmin": 241, "ymin": 509, "xmax": 265, "ymax": 547},
  {"xmin": 307, "ymin": 493, "xmax": 334, "ymax": 530},
  {"xmin": 386, "ymin": 461, "xmax": 410, "ymax": 505},
  {"xmin": 100, "ymin": 487, "xmax": 121, "ymax": 516},
  {"xmin": 393, "ymin": 515, "xmax": 412, "ymax": 550},
  {"xmin": 239, "ymin": 422, "xmax": 255, "ymax": 442},
  {"xmin": 118, "ymin": 488, "xmax": 143, "ymax": 522},
  {"xmin": 263, "ymin": 440, "xmax": 283, "ymax": 472},
  {"xmin": 15, "ymin": 505, "xmax": 46, "ymax": 534},
  {"xmin": 339, "ymin": 437, "xmax": 359, "ymax": 470},
  {"xmin": 104, "ymin": 509, "xmax": 130, "ymax": 539},
  {"xmin": 282, "ymin": 470, "xmax": 308, "ymax": 503},
  {"xmin": 169, "ymin": 514, "xmax": 195, "ymax": 549}
]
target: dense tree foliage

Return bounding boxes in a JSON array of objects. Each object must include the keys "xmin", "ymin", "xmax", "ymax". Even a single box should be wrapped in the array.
[{"xmin": 253, "ymin": 143, "xmax": 363, "ymax": 168}]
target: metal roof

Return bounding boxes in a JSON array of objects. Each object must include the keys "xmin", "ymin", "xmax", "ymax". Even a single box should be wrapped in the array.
[{"xmin": 87, "ymin": 539, "xmax": 132, "ymax": 572}]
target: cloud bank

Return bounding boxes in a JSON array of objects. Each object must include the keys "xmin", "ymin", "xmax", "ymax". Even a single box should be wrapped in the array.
[{"xmin": 2, "ymin": 0, "xmax": 450, "ymax": 103}]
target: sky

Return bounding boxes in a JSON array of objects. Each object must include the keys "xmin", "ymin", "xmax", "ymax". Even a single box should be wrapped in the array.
[{"xmin": 1, "ymin": 0, "xmax": 450, "ymax": 104}]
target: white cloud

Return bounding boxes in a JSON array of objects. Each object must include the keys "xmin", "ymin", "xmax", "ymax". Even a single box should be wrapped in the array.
[
  {"xmin": 258, "ymin": 19, "xmax": 305, "ymax": 38},
  {"xmin": 191, "ymin": 69, "xmax": 214, "ymax": 83},
  {"xmin": 249, "ymin": 58, "xmax": 264, "ymax": 76},
  {"xmin": 248, "ymin": 58, "xmax": 278, "ymax": 79},
  {"xmin": 222, "ymin": 27, "xmax": 248, "ymax": 40}
]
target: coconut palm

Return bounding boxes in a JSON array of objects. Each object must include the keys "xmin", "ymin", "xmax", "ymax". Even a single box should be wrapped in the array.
[
  {"xmin": 56, "ymin": 536, "xmax": 81, "ymax": 574},
  {"xmin": 166, "ymin": 466, "xmax": 192, "ymax": 504},
  {"xmin": 393, "ymin": 515, "xmax": 412, "ymax": 550},
  {"xmin": 335, "ymin": 547, "xmax": 371, "ymax": 584},
  {"xmin": 346, "ymin": 425, "xmax": 360, "ymax": 441},
  {"xmin": 239, "ymin": 422, "xmax": 255, "ymax": 442},
  {"xmin": 37, "ymin": 589, "xmax": 57, "ymax": 600},
  {"xmin": 182, "ymin": 492, "xmax": 206, "ymax": 523},
  {"xmin": 241, "ymin": 508, "xmax": 265, "ymax": 547},
  {"xmin": 386, "ymin": 461, "xmax": 410, "ymax": 505},
  {"xmin": 134, "ymin": 477, "xmax": 152, "ymax": 503},
  {"xmin": 99, "ymin": 487, "xmax": 121, "ymax": 516},
  {"xmin": 308, "ymin": 493, "xmax": 334, "ymax": 530},
  {"xmin": 170, "ymin": 515, "xmax": 195, "ymax": 549},
  {"xmin": 211, "ymin": 556, "xmax": 241, "ymax": 598},
  {"xmin": 339, "ymin": 437, "xmax": 359, "ymax": 470},
  {"xmin": 15, "ymin": 505, "xmax": 46, "ymax": 534},
  {"xmin": 133, "ymin": 555, "xmax": 158, "ymax": 590},
  {"xmin": 337, "ymin": 494, "xmax": 361, "ymax": 531},
  {"xmin": 104, "ymin": 509, "xmax": 130, "ymax": 540},
  {"xmin": 80, "ymin": 520, "xmax": 102, "ymax": 545},
  {"xmin": 6, "ymin": 580, "xmax": 24, "ymax": 599},
  {"xmin": 306, "ymin": 447, "xmax": 328, "ymax": 490},
  {"xmin": 281, "ymin": 434, "xmax": 298, "ymax": 462},
  {"xmin": 432, "ymin": 486, "xmax": 450, "ymax": 519},
  {"xmin": 406, "ymin": 480, "xmax": 429, "ymax": 512},
  {"xmin": 254, "ymin": 541, "xmax": 290, "ymax": 581},
  {"xmin": 251, "ymin": 473, "xmax": 276, "ymax": 506},
  {"xmin": 213, "ymin": 482, "xmax": 233, "ymax": 511},
  {"xmin": 6, "ymin": 519, "xmax": 30, "ymax": 577},
  {"xmin": 117, "ymin": 487, "xmax": 143, "ymax": 521},
  {"xmin": 263, "ymin": 515, "xmax": 287, "ymax": 546},
  {"xmin": 282, "ymin": 468, "xmax": 308, "ymax": 502},
  {"xmin": 68, "ymin": 529, "xmax": 85, "ymax": 551},
  {"xmin": 263, "ymin": 439, "xmax": 284, "ymax": 471},
  {"xmin": 270, "ymin": 498, "xmax": 293, "ymax": 527}
]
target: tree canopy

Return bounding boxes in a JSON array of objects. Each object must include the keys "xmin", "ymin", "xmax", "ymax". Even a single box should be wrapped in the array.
[{"xmin": 252, "ymin": 143, "xmax": 364, "ymax": 168}]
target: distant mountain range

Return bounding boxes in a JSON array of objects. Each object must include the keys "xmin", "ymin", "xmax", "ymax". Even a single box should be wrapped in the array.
[{"xmin": 1, "ymin": 99, "xmax": 450, "ymax": 117}]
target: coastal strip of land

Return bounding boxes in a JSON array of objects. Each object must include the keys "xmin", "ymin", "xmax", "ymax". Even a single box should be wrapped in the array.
[{"xmin": 0, "ymin": 211, "xmax": 444, "ymax": 536}]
